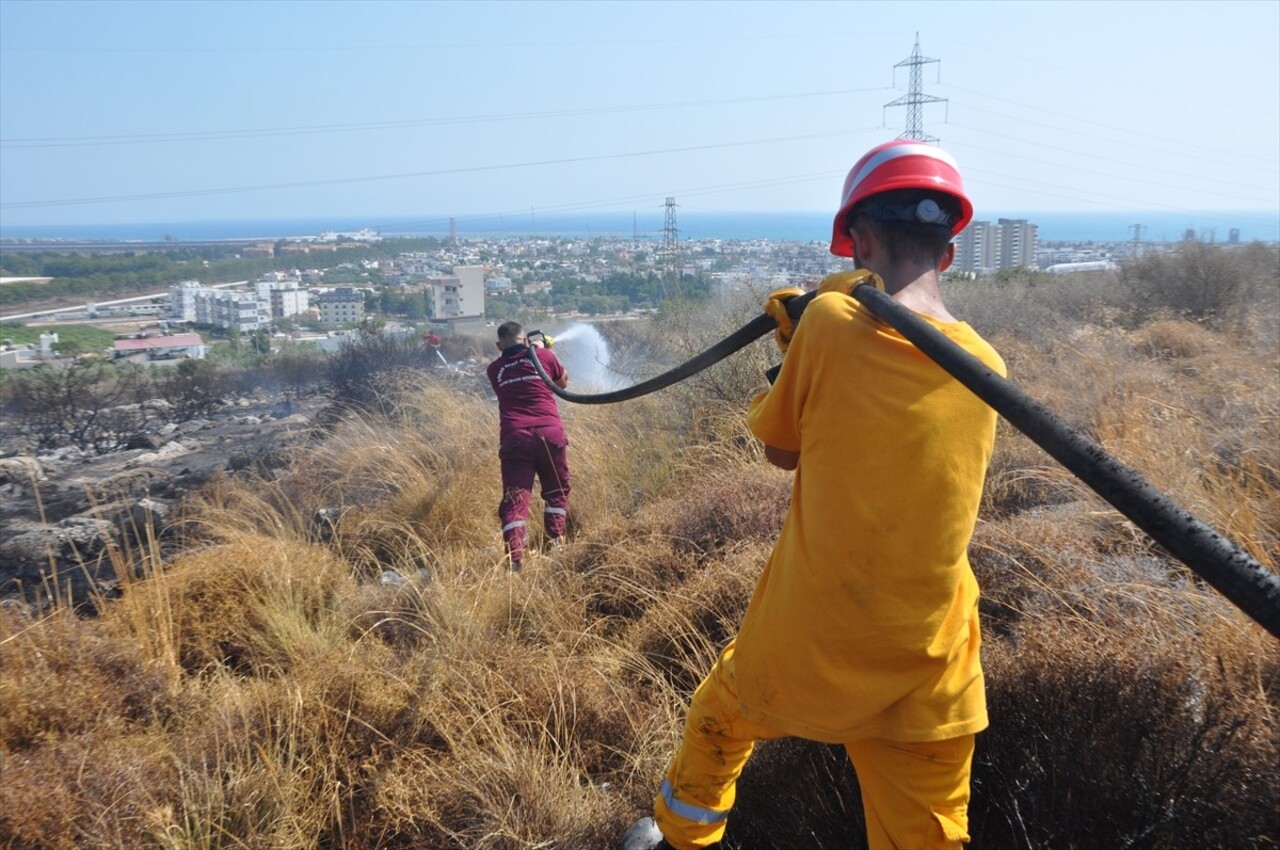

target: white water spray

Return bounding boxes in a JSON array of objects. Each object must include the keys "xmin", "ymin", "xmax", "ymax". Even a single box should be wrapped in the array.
[{"xmin": 547, "ymin": 322, "xmax": 630, "ymax": 393}]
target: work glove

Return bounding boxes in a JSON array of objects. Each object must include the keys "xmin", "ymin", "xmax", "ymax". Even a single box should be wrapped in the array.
[
  {"xmin": 816, "ymin": 268, "xmax": 885, "ymax": 297},
  {"xmin": 763, "ymin": 287, "xmax": 806, "ymax": 353}
]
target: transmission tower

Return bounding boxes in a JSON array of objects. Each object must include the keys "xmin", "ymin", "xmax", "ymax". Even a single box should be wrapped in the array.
[
  {"xmin": 885, "ymin": 33, "xmax": 947, "ymax": 143},
  {"xmin": 660, "ymin": 196, "xmax": 680, "ymax": 293},
  {"xmin": 1129, "ymin": 223, "xmax": 1145, "ymax": 257}
]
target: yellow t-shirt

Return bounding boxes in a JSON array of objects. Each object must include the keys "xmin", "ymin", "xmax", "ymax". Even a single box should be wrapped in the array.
[{"xmin": 737, "ymin": 289, "xmax": 1005, "ymax": 744}]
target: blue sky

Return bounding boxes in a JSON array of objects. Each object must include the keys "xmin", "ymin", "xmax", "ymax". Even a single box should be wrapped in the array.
[{"xmin": 1, "ymin": 0, "xmax": 1277, "ymax": 234}]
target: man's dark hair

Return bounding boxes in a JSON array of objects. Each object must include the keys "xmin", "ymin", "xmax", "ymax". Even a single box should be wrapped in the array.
[
  {"xmin": 497, "ymin": 321, "xmax": 523, "ymax": 346},
  {"xmin": 850, "ymin": 189, "xmax": 960, "ymax": 266}
]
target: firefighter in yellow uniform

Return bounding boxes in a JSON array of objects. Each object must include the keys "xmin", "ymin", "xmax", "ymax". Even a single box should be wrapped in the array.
[{"xmin": 621, "ymin": 140, "xmax": 1006, "ymax": 850}]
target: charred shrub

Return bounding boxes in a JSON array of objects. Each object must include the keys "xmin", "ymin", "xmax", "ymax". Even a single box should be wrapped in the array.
[{"xmin": 324, "ymin": 330, "xmax": 439, "ymax": 415}]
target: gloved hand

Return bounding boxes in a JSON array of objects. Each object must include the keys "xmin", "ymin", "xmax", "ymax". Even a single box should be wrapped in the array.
[
  {"xmin": 817, "ymin": 268, "xmax": 885, "ymax": 297},
  {"xmin": 763, "ymin": 287, "xmax": 806, "ymax": 353}
]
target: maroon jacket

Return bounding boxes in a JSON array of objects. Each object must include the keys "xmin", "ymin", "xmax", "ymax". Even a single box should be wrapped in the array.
[{"xmin": 486, "ymin": 345, "xmax": 567, "ymax": 442}]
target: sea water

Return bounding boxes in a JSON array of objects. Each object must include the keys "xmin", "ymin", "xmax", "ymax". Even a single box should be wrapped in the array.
[{"xmin": 3, "ymin": 210, "xmax": 1276, "ymax": 244}]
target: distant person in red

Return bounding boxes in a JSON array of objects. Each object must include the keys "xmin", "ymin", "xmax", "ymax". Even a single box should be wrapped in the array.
[
  {"xmin": 486, "ymin": 321, "xmax": 571, "ymax": 570},
  {"xmin": 424, "ymin": 331, "xmax": 442, "ymax": 348}
]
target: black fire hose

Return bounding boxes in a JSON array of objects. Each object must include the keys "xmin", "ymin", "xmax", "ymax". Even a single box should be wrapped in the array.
[
  {"xmin": 527, "ymin": 290, "xmax": 1280, "ymax": 637},
  {"xmin": 848, "ymin": 283, "xmax": 1280, "ymax": 638},
  {"xmin": 524, "ymin": 291, "xmax": 818, "ymax": 404}
]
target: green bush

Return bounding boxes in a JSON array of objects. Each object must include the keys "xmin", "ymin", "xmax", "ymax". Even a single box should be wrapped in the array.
[{"xmin": 1118, "ymin": 242, "xmax": 1278, "ymax": 329}]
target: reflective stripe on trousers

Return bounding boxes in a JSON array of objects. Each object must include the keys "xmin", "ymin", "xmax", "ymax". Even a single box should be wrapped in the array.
[{"xmin": 498, "ymin": 429, "xmax": 570, "ymax": 562}]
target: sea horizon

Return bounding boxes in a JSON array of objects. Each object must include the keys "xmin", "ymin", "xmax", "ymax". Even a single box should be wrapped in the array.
[{"xmin": 2, "ymin": 209, "xmax": 1277, "ymax": 245}]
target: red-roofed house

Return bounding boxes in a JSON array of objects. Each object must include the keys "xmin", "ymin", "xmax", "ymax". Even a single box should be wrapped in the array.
[{"xmin": 112, "ymin": 333, "xmax": 208, "ymax": 362}]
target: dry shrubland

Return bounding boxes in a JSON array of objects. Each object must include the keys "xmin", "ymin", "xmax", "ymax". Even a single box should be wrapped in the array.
[{"xmin": 2, "ymin": 243, "xmax": 1277, "ymax": 849}]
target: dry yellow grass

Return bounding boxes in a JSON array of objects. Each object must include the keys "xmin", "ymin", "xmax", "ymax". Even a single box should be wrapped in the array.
[{"xmin": 2, "ymin": 248, "xmax": 1277, "ymax": 848}]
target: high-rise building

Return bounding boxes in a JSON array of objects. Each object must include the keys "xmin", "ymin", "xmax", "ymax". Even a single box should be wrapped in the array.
[
  {"xmin": 954, "ymin": 221, "xmax": 998, "ymax": 274},
  {"xmin": 953, "ymin": 218, "xmax": 1038, "ymax": 274},
  {"xmin": 997, "ymin": 218, "xmax": 1037, "ymax": 269}
]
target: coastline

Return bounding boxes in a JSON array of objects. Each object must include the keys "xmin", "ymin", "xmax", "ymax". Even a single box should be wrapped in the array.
[{"xmin": 3, "ymin": 209, "xmax": 1278, "ymax": 245}]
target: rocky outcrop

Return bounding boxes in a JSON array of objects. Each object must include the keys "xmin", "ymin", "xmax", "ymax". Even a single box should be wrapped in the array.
[{"xmin": 0, "ymin": 392, "xmax": 326, "ymax": 609}]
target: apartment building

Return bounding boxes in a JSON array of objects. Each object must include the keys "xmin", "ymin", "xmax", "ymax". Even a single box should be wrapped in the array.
[
  {"xmin": 315, "ymin": 287, "xmax": 365, "ymax": 327},
  {"xmin": 270, "ymin": 287, "xmax": 311, "ymax": 320},
  {"xmin": 195, "ymin": 290, "xmax": 269, "ymax": 333},
  {"xmin": 255, "ymin": 277, "xmax": 311, "ymax": 320},
  {"xmin": 169, "ymin": 280, "xmax": 206, "ymax": 322},
  {"xmin": 997, "ymin": 218, "xmax": 1037, "ymax": 269},
  {"xmin": 423, "ymin": 265, "xmax": 486, "ymax": 332},
  {"xmin": 953, "ymin": 218, "xmax": 1038, "ymax": 274}
]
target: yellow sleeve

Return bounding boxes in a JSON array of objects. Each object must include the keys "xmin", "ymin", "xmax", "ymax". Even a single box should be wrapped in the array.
[{"xmin": 747, "ymin": 301, "xmax": 824, "ymax": 452}]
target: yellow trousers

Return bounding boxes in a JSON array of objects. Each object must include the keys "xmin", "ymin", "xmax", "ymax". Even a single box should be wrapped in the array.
[{"xmin": 654, "ymin": 643, "xmax": 974, "ymax": 850}]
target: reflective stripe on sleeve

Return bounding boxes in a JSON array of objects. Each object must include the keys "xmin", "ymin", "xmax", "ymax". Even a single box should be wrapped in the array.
[
  {"xmin": 502, "ymin": 520, "xmax": 526, "ymax": 533},
  {"xmin": 660, "ymin": 779, "xmax": 729, "ymax": 825},
  {"xmin": 544, "ymin": 507, "xmax": 567, "ymax": 516}
]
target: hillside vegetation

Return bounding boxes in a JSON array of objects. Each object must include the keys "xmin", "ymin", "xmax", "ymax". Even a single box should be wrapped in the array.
[{"xmin": 2, "ymin": 242, "xmax": 1277, "ymax": 849}]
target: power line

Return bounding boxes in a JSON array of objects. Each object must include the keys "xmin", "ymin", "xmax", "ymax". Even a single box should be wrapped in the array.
[
  {"xmin": 939, "ymin": 82, "xmax": 1279, "ymax": 167},
  {"xmin": 962, "ymin": 166, "xmax": 1279, "ymax": 230},
  {"xmin": 947, "ymin": 124, "xmax": 1277, "ymax": 205},
  {"xmin": 0, "ymin": 31, "xmax": 869, "ymax": 54},
  {"xmin": 0, "ymin": 125, "xmax": 882, "ymax": 210},
  {"xmin": 362, "ymin": 171, "xmax": 845, "ymax": 235},
  {"xmin": 946, "ymin": 100, "xmax": 1280, "ymax": 176},
  {"xmin": 0, "ymin": 86, "xmax": 894, "ymax": 149}
]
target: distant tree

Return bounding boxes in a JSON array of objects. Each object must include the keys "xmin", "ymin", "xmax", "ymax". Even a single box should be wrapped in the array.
[
  {"xmin": 275, "ymin": 347, "xmax": 328, "ymax": 400},
  {"xmin": 250, "ymin": 329, "xmax": 272, "ymax": 355},
  {"xmin": 154, "ymin": 358, "xmax": 226, "ymax": 422},
  {"xmin": 486, "ymin": 293, "xmax": 520, "ymax": 319},
  {"xmin": 579, "ymin": 295, "xmax": 615, "ymax": 315},
  {"xmin": 10, "ymin": 359, "xmax": 155, "ymax": 452}
]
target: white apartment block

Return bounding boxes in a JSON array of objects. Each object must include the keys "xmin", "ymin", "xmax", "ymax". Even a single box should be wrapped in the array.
[
  {"xmin": 171, "ymin": 278, "xmax": 295, "ymax": 329},
  {"xmin": 271, "ymin": 287, "xmax": 311, "ymax": 319},
  {"xmin": 254, "ymin": 276, "xmax": 311, "ymax": 319},
  {"xmin": 169, "ymin": 280, "xmax": 207, "ymax": 322},
  {"xmin": 424, "ymin": 265, "xmax": 485, "ymax": 320},
  {"xmin": 194, "ymin": 290, "xmax": 269, "ymax": 333}
]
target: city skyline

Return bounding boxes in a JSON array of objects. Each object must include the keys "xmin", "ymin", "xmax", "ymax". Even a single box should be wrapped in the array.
[{"xmin": 1, "ymin": 0, "xmax": 1277, "ymax": 232}]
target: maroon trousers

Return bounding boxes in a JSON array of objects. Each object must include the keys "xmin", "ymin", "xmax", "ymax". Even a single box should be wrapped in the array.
[{"xmin": 498, "ymin": 426, "xmax": 570, "ymax": 566}]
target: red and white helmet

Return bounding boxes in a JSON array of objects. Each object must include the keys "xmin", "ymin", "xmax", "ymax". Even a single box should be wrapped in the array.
[{"xmin": 829, "ymin": 140, "xmax": 973, "ymax": 257}]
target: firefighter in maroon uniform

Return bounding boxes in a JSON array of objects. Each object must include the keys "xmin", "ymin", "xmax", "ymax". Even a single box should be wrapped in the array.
[{"xmin": 485, "ymin": 321, "xmax": 571, "ymax": 570}]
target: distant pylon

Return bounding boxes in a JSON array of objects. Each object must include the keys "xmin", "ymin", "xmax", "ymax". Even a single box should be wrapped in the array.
[
  {"xmin": 1129, "ymin": 223, "xmax": 1145, "ymax": 257},
  {"xmin": 885, "ymin": 33, "xmax": 947, "ymax": 143},
  {"xmin": 661, "ymin": 197, "xmax": 680, "ymax": 293}
]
